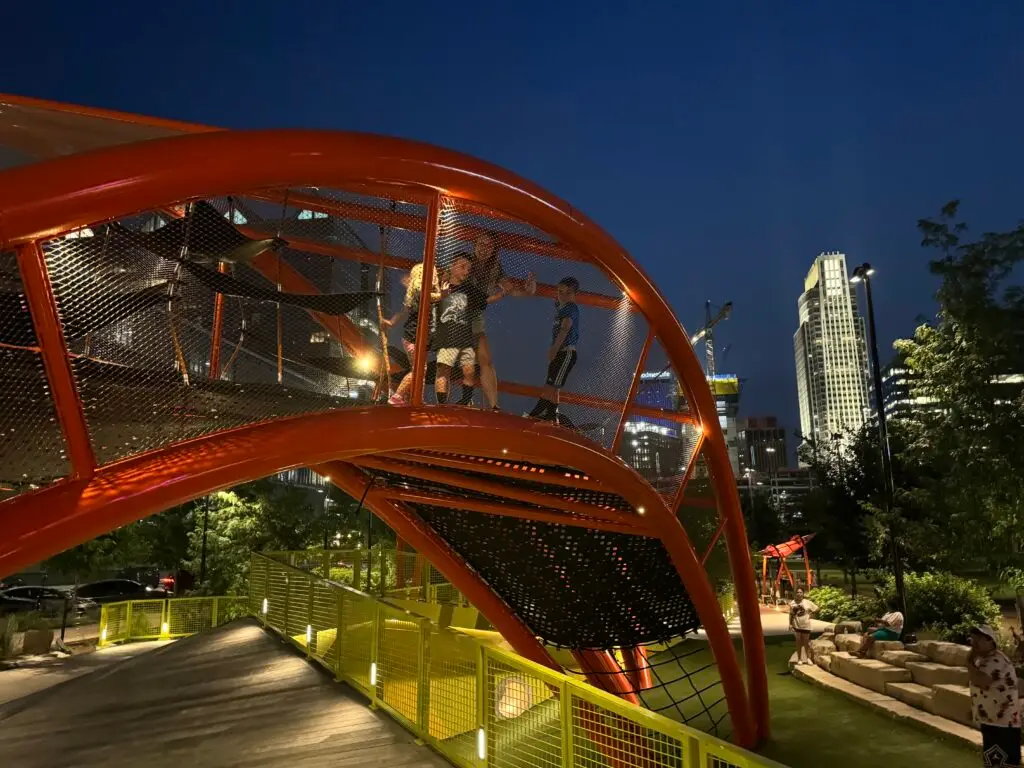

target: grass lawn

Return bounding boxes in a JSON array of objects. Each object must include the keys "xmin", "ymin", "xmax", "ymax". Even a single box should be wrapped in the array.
[{"xmin": 758, "ymin": 643, "xmax": 977, "ymax": 768}]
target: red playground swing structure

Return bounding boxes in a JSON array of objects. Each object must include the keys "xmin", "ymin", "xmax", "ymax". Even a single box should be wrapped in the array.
[{"xmin": 758, "ymin": 534, "xmax": 815, "ymax": 603}]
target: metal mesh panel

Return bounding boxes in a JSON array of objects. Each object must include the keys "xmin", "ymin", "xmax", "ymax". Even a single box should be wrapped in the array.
[
  {"xmin": 128, "ymin": 599, "xmax": 165, "ymax": 639},
  {"xmin": 41, "ymin": 204, "xmax": 375, "ymax": 465},
  {"xmin": 571, "ymin": 693, "xmax": 685, "ymax": 768},
  {"xmin": 265, "ymin": 566, "xmax": 288, "ymax": 633},
  {"xmin": 0, "ymin": 252, "xmax": 70, "ymax": 498},
  {"xmin": 377, "ymin": 606, "xmax": 423, "ymax": 726},
  {"xmin": 100, "ymin": 602, "xmax": 128, "ymax": 645},
  {"xmin": 285, "ymin": 570, "xmax": 311, "ymax": 641},
  {"xmin": 618, "ymin": 338, "xmax": 702, "ymax": 503},
  {"xmin": 486, "ymin": 654, "xmax": 562, "ymax": 768},
  {"xmin": 417, "ymin": 506, "xmax": 700, "ymax": 649},
  {"xmin": 248, "ymin": 554, "xmax": 268, "ymax": 616},
  {"xmin": 339, "ymin": 590, "xmax": 375, "ymax": 692},
  {"xmin": 311, "ymin": 581, "xmax": 340, "ymax": 667},
  {"xmin": 387, "ymin": 195, "xmax": 650, "ymax": 432},
  {"xmin": 166, "ymin": 597, "xmax": 214, "ymax": 636},
  {"xmin": 425, "ymin": 625, "xmax": 479, "ymax": 755}
]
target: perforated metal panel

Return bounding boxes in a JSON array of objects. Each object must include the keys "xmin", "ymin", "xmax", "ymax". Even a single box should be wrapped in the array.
[
  {"xmin": 0, "ymin": 251, "xmax": 69, "ymax": 498},
  {"xmin": 416, "ymin": 506, "xmax": 699, "ymax": 649}
]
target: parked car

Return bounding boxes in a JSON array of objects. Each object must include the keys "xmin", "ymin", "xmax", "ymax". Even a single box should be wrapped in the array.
[
  {"xmin": 74, "ymin": 579, "xmax": 168, "ymax": 605},
  {"xmin": 0, "ymin": 586, "xmax": 97, "ymax": 617}
]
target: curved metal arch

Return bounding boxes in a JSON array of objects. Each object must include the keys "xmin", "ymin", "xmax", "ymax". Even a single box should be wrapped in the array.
[
  {"xmin": 0, "ymin": 129, "xmax": 766, "ymax": 743},
  {"xmin": 0, "ymin": 406, "xmax": 752, "ymax": 738}
]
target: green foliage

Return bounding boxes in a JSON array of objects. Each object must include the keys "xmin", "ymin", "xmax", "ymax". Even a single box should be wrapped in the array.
[
  {"xmin": 873, "ymin": 571, "xmax": 1001, "ymax": 643},
  {"xmin": 806, "ymin": 586, "xmax": 876, "ymax": 624}
]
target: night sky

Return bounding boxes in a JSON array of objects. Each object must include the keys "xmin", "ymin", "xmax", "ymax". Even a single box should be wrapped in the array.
[{"xmin": 5, "ymin": 1, "xmax": 1023, "ymax": 455}]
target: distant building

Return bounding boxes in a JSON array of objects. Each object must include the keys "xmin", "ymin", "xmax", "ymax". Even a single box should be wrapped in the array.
[
  {"xmin": 710, "ymin": 374, "xmax": 742, "ymax": 477},
  {"xmin": 793, "ymin": 251, "xmax": 871, "ymax": 456},
  {"xmin": 738, "ymin": 417, "xmax": 787, "ymax": 475}
]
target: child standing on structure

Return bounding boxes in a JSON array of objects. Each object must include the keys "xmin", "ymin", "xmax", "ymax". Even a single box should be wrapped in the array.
[
  {"xmin": 435, "ymin": 253, "xmax": 488, "ymax": 405},
  {"xmin": 529, "ymin": 276, "xmax": 579, "ymax": 421}
]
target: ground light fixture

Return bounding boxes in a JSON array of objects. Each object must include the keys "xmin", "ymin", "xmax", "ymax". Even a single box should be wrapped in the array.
[
  {"xmin": 262, "ymin": 598, "xmax": 268, "ymax": 615},
  {"xmin": 476, "ymin": 728, "xmax": 487, "ymax": 760},
  {"xmin": 306, "ymin": 625, "xmax": 312, "ymax": 644},
  {"xmin": 369, "ymin": 662, "xmax": 377, "ymax": 686},
  {"xmin": 161, "ymin": 622, "xmax": 169, "ymax": 635}
]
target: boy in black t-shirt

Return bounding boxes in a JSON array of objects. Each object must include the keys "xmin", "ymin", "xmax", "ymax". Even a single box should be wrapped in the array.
[
  {"xmin": 435, "ymin": 254, "xmax": 487, "ymax": 405},
  {"xmin": 529, "ymin": 276, "xmax": 580, "ymax": 421}
]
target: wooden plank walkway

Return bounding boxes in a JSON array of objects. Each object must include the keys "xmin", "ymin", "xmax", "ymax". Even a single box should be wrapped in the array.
[{"xmin": 0, "ymin": 619, "xmax": 450, "ymax": 767}]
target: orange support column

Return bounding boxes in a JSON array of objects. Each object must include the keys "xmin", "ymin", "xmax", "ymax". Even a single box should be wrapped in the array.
[
  {"xmin": 16, "ymin": 241, "xmax": 95, "ymax": 479},
  {"xmin": 409, "ymin": 194, "xmax": 440, "ymax": 406}
]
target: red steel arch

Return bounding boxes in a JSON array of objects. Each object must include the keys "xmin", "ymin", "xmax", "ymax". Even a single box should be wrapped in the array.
[{"xmin": 0, "ymin": 126, "xmax": 768, "ymax": 745}]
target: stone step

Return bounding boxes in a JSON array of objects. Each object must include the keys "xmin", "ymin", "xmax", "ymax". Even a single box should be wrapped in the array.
[
  {"xmin": 932, "ymin": 684, "xmax": 973, "ymax": 727},
  {"xmin": 816, "ymin": 653, "xmax": 833, "ymax": 673},
  {"xmin": 906, "ymin": 661, "xmax": 969, "ymax": 688},
  {"xmin": 879, "ymin": 649, "xmax": 930, "ymax": 668},
  {"xmin": 834, "ymin": 634, "xmax": 863, "ymax": 653},
  {"xmin": 831, "ymin": 651, "xmax": 912, "ymax": 694},
  {"xmin": 886, "ymin": 681, "xmax": 936, "ymax": 711},
  {"xmin": 916, "ymin": 640, "xmax": 972, "ymax": 667},
  {"xmin": 869, "ymin": 640, "xmax": 906, "ymax": 659}
]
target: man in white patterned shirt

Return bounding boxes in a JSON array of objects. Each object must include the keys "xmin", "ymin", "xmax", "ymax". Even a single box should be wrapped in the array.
[{"xmin": 969, "ymin": 625, "xmax": 1021, "ymax": 767}]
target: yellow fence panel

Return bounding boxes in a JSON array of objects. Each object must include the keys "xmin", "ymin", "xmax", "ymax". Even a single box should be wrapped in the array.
[
  {"xmin": 251, "ymin": 552, "xmax": 787, "ymax": 768},
  {"xmin": 98, "ymin": 596, "xmax": 247, "ymax": 647}
]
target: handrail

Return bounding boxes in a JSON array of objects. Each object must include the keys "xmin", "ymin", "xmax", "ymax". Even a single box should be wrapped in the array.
[
  {"xmin": 98, "ymin": 595, "xmax": 248, "ymax": 646},
  {"xmin": 249, "ymin": 552, "xmax": 784, "ymax": 768}
]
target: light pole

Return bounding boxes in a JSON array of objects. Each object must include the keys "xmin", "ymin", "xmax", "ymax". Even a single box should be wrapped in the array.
[
  {"xmin": 850, "ymin": 262, "xmax": 908, "ymax": 625},
  {"xmin": 765, "ymin": 446, "xmax": 777, "ymax": 505}
]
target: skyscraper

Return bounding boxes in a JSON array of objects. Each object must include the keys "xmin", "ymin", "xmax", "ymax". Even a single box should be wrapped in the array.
[
  {"xmin": 793, "ymin": 252, "xmax": 871, "ymax": 453},
  {"xmin": 737, "ymin": 416, "xmax": 787, "ymax": 475}
]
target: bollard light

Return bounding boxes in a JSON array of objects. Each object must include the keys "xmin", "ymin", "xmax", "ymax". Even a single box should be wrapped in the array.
[
  {"xmin": 369, "ymin": 662, "xmax": 377, "ymax": 686},
  {"xmin": 161, "ymin": 622, "xmax": 169, "ymax": 636},
  {"xmin": 100, "ymin": 627, "xmax": 107, "ymax": 643},
  {"xmin": 476, "ymin": 728, "xmax": 487, "ymax": 760},
  {"xmin": 306, "ymin": 624, "xmax": 312, "ymax": 644},
  {"xmin": 262, "ymin": 598, "xmax": 268, "ymax": 615}
]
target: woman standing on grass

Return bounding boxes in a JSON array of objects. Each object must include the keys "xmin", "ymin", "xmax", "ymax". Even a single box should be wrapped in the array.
[{"xmin": 790, "ymin": 588, "xmax": 819, "ymax": 666}]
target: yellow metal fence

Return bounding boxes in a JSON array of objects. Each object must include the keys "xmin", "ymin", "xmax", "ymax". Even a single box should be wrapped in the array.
[
  {"xmin": 98, "ymin": 596, "xmax": 249, "ymax": 646},
  {"xmin": 249, "ymin": 552, "xmax": 783, "ymax": 768}
]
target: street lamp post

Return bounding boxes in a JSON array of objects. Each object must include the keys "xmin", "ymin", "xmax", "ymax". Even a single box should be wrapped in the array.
[{"xmin": 851, "ymin": 262, "xmax": 908, "ymax": 625}]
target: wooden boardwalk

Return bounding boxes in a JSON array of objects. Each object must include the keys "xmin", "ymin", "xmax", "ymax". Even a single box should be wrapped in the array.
[{"xmin": 0, "ymin": 619, "xmax": 450, "ymax": 767}]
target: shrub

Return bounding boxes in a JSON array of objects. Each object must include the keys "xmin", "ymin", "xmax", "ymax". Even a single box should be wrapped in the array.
[
  {"xmin": 806, "ymin": 586, "xmax": 856, "ymax": 622},
  {"xmin": 874, "ymin": 571, "xmax": 1000, "ymax": 643}
]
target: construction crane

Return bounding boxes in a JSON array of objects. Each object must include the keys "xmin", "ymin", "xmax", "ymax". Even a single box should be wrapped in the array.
[{"xmin": 689, "ymin": 300, "xmax": 733, "ymax": 379}]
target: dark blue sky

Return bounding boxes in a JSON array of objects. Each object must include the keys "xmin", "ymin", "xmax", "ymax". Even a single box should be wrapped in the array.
[{"xmin": 7, "ymin": 2, "xmax": 1023, "ymax": 450}]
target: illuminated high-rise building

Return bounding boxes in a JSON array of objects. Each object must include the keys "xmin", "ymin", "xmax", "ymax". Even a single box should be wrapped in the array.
[{"xmin": 793, "ymin": 252, "xmax": 871, "ymax": 454}]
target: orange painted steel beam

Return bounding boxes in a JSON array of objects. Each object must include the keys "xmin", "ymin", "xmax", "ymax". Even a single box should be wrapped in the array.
[
  {"xmin": 379, "ymin": 487, "xmax": 643, "ymax": 537},
  {"xmin": 385, "ymin": 451, "xmax": 606, "ymax": 491},
  {"xmin": 574, "ymin": 650, "xmax": 641, "ymax": 705},
  {"xmin": 0, "ymin": 128, "xmax": 764, "ymax": 745},
  {"xmin": 410, "ymin": 194, "xmax": 440, "ymax": 406},
  {"xmin": 701, "ymin": 517, "xmax": 729, "ymax": 567},
  {"xmin": 352, "ymin": 454, "xmax": 638, "ymax": 525},
  {"xmin": 247, "ymin": 249, "xmax": 369, "ymax": 355},
  {"xmin": 15, "ymin": 242, "xmax": 95, "ymax": 479},
  {"xmin": 247, "ymin": 189, "xmax": 429, "ymax": 232},
  {"xmin": 611, "ymin": 328, "xmax": 656, "ymax": 454},
  {"xmin": 208, "ymin": 262, "xmax": 228, "ymax": 379},
  {"xmin": 671, "ymin": 432, "xmax": 706, "ymax": 515},
  {"xmin": 498, "ymin": 380, "xmax": 698, "ymax": 426},
  {"xmin": 319, "ymin": 459, "xmax": 559, "ymax": 672},
  {"xmin": 0, "ymin": 92, "xmax": 218, "ymax": 136},
  {"xmin": 240, "ymin": 227, "xmax": 630, "ymax": 312}
]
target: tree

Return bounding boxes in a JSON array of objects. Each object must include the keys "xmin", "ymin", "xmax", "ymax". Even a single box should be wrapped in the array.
[
  {"xmin": 894, "ymin": 201, "xmax": 1024, "ymax": 572},
  {"xmin": 797, "ymin": 431, "xmax": 874, "ymax": 595}
]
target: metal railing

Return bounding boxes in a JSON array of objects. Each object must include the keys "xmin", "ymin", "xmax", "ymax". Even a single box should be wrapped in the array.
[
  {"xmin": 98, "ymin": 596, "xmax": 249, "ymax": 646},
  {"xmin": 264, "ymin": 547, "xmax": 472, "ymax": 607},
  {"xmin": 249, "ymin": 552, "xmax": 783, "ymax": 768}
]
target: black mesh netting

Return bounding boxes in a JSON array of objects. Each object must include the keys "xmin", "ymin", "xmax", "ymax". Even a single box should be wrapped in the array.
[
  {"xmin": 414, "ymin": 505, "xmax": 699, "ymax": 649},
  {"xmin": 0, "ymin": 251, "xmax": 69, "ymax": 498}
]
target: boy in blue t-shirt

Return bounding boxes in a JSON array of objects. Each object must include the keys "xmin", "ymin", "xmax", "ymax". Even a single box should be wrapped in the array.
[{"xmin": 529, "ymin": 276, "xmax": 580, "ymax": 421}]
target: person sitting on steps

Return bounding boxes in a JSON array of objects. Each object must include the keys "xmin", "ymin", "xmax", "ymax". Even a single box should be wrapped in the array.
[
  {"xmin": 434, "ymin": 254, "xmax": 488, "ymax": 406},
  {"xmin": 854, "ymin": 602, "xmax": 904, "ymax": 658}
]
